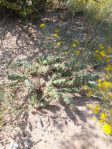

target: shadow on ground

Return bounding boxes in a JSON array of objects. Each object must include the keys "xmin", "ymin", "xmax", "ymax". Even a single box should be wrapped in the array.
[{"xmin": 1, "ymin": 10, "xmax": 111, "ymax": 74}]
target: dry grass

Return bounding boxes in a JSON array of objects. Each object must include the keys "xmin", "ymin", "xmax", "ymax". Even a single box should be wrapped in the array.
[{"xmin": 66, "ymin": 0, "xmax": 112, "ymax": 21}]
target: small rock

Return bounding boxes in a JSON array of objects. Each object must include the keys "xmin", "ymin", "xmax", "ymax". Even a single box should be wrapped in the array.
[
  {"xmin": 9, "ymin": 141, "xmax": 19, "ymax": 149},
  {"xmin": 24, "ymin": 137, "xmax": 32, "ymax": 148}
]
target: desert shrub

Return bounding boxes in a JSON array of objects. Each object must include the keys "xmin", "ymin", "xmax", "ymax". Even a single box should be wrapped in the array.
[{"xmin": 0, "ymin": 0, "xmax": 48, "ymax": 17}]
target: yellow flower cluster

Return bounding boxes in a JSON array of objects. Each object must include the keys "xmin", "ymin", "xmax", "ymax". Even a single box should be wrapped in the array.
[
  {"xmin": 88, "ymin": 104, "xmax": 112, "ymax": 135},
  {"xmin": 100, "ymin": 117, "xmax": 112, "ymax": 135},
  {"xmin": 98, "ymin": 80, "xmax": 112, "ymax": 90},
  {"xmin": 72, "ymin": 40, "xmax": 80, "ymax": 48},
  {"xmin": 75, "ymin": 50, "xmax": 81, "ymax": 56},
  {"xmin": 53, "ymin": 33, "xmax": 59, "ymax": 39},
  {"xmin": 105, "ymin": 64, "xmax": 112, "ymax": 72},
  {"xmin": 99, "ymin": 113, "xmax": 107, "ymax": 123},
  {"xmin": 103, "ymin": 123, "xmax": 112, "ymax": 135},
  {"xmin": 99, "ymin": 44, "xmax": 104, "ymax": 49},
  {"xmin": 95, "ymin": 45, "xmax": 111, "ymax": 63},
  {"xmin": 93, "ymin": 105, "xmax": 101, "ymax": 114},
  {"xmin": 83, "ymin": 86, "xmax": 93, "ymax": 97},
  {"xmin": 55, "ymin": 42, "xmax": 62, "ymax": 47},
  {"xmin": 107, "ymin": 47, "xmax": 111, "ymax": 54},
  {"xmin": 87, "ymin": 104, "xmax": 100, "ymax": 114},
  {"xmin": 95, "ymin": 50, "xmax": 111, "ymax": 62},
  {"xmin": 87, "ymin": 90, "xmax": 93, "ymax": 97},
  {"xmin": 83, "ymin": 85, "xmax": 89, "ymax": 91}
]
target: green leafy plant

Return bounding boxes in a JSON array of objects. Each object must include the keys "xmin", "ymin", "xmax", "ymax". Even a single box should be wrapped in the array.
[{"xmin": 0, "ymin": 0, "xmax": 48, "ymax": 17}]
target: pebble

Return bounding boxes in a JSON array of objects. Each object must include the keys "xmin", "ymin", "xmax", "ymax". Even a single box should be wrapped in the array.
[{"xmin": 9, "ymin": 141, "xmax": 19, "ymax": 149}]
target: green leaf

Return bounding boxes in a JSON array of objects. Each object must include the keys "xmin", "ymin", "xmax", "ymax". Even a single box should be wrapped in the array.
[
  {"xmin": 8, "ymin": 73, "xmax": 25, "ymax": 81},
  {"xmin": 24, "ymin": 79, "xmax": 32, "ymax": 88},
  {"xmin": 62, "ymin": 95, "xmax": 73, "ymax": 105},
  {"xmin": 87, "ymin": 81, "xmax": 97, "ymax": 88}
]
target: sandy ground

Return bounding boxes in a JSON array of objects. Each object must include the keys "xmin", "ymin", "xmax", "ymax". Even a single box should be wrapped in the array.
[
  {"xmin": 0, "ymin": 99, "xmax": 112, "ymax": 149},
  {"xmin": 0, "ymin": 11, "xmax": 112, "ymax": 149}
]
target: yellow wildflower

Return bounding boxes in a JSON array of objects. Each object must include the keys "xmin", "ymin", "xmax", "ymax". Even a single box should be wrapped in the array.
[
  {"xmin": 40, "ymin": 23, "xmax": 45, "ymax": 29},
  {"xmin": 99, "ymin": 44, "xmax": 104, "ymax": 49},
  {"xmin": 95, "ymin": 51, "xmax": 102, "ymax": 61},
  {"xmin": 64, "ymin": 51, "xmax": 68, "ymax": 55},
  {"xmin": 93, "ymin": 105, "xmax": 100, "ymax": 114},
  {"xmin": 53, "ymin": 33, "xmax": 59, "ymax": 39},
  {"xmin": 72, "ymin": 40, "xmax": 80, "ymax": 48},
  {"xmin": 87, "ymin": 90, "xmax": 93, "ymax": 97},
  {"xmin": 103, "ymin": 123, "xmax": 112, "ymax": 135},
  {"xmin": 95, "ymin": 50, "xmax": 99, "ymax": 53},
  {"xmin": 95, "ymin": 47, "xmax": 111, "ymax": 62},
  {"xmin": 107, "ymin": 47, "xmax": 111, "ymax": 53},
  {"xmin": 76, "ymin": 50, "xmax": 81, "ymax": 56},
  {"xmin": 72, "ymin": 43, "xmax": 77, "ymax": 48},
  {"xmin": 105, "ymin": 64, "xmax": 112, "ymax": 72},
  {"xmin": 98, "ymin": 81, "xmax": 112, "ymax": 90},
  {"xmin": 88, "ymin": 104, "xmax": 100, "ymax": 114},
  {"xmin": 99, "ymin": 50, "xmax": 105, "ymax": 58},
  {"xmin": 56, "ymin": 42, "xmax": 62, "ymax": 47},
  {"xmin": 83, "ymin": 85, "xmax": 89, "ymax": 91},
  {"xmin": 87, "ymin": 104, "xmax": 93, "ymax": 110},
  {"xmin": 100, "ymin": 113, "xmax": 107, "ymax": 123},
  {"xmin": 98, "ymin": 79, "xmax": 102, "ymax": 83},
  {"xmin": 105, "ymin": 55, "xmax": 111, "ymax": 63}
]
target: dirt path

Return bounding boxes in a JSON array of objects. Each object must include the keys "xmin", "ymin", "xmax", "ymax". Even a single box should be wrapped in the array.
[
  {"xmin": 0, "ymin": 98, "xmax": 112, "ymax": 149},
  {"xmin": 0, "ymin": 11, "xmax": 112, "ymax": 149}
]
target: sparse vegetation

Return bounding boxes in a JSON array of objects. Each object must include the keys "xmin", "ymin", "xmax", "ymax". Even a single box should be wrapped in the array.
[
  {"xmin": 0, "ymin": 0, "xmax": 112, "ymax": 148},
  {"xmin": 66, "ymin": 0, "xmax": 112, "ymax": 21},
  {"xmin": 0, "ymin": 23, "xmax": 112, "ymax": 135}
]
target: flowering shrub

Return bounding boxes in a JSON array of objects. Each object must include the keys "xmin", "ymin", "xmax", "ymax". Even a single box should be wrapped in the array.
[
  {"xmin": 86, "ymin": 77, "xmax": 112, "ymax": 136},
  {"xmin": 88, "ymin": 104, "xmax": 112, "ymax": 135}
]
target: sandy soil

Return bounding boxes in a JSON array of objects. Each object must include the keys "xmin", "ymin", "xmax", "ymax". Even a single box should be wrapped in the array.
[{"xmin": 0, "ymin": 98, "xmax": 112, "ymax": 149}]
